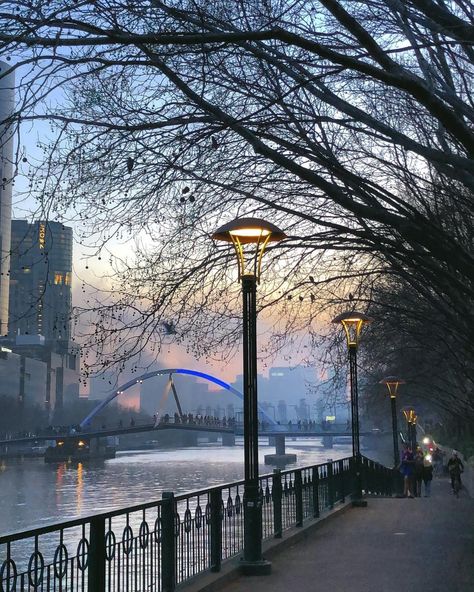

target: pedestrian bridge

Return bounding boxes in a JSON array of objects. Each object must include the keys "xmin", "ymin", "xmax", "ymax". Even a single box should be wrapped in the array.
[{"xmin": 0, "ymin": 419, "xmax": 376, "ymax": 447}]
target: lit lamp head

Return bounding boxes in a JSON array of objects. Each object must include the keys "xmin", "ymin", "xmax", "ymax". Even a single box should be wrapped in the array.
[
  {"xmin": 380, "ymin": 376, "xmax": 405, "ymax": 398},
  {"xmin": 402, "ymin": 406, "xmax": 417, "ymax": 424},
  {"xmin": 332, "ymin": 311, "xmax": 372, "ymax": 349},
  {"xmin": 212, "ymin": 217, "xmax": 286, "ymax": 282}
]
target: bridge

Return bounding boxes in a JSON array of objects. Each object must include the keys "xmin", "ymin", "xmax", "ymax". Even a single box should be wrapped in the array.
[
  {"xmin": 0, "ymin": 421, "xmax": 376, "ymax": 444},
  {"xmin": 0, "ymin": 419, "xmax": 379, "ymax": 464},
  {"xmin": 0, "ymin": 366, "xmax": 381, "ymax": 460},
  {"xmin": 0, "ymin": 421, "xmax": 233, "ymax": 446},
  {"xmin": 78, "ymin": 367, "xmax": 277, "ymax": 429}
]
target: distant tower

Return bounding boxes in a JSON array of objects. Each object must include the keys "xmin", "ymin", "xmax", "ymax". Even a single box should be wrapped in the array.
[
  {"xmin": 9, "ymin": 220, "xmax": 73, "ymax": 342},
  {"xmin": 0, "ymin": 61, "xmax": 14, "ymax": 336}
]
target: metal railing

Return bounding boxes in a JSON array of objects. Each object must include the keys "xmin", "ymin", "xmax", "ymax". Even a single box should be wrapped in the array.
[{"xmin": 0, "ymin": 456, "xmax": 395, "ymax": 592}]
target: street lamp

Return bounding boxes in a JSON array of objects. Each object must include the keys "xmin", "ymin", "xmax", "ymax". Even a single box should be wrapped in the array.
[
  {"xmin": 402, "ymin": 406, "xmax": 417, "ymax": 451},
  {"xmin": 332, "ymin": 310, "xmax": 372, "ymax": 506},
  {"xmin": 213, "ymin": 217, "xmax": 285, "ymax": 575},
  {"xmin": 380, "ymin": 377, "xmax": 405, "ymax": 468}
]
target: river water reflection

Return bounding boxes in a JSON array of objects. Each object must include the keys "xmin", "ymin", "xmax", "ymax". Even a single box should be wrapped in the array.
[{"xmin": 0, "ymin": 439, "xmax": 353, "ymax": 535}]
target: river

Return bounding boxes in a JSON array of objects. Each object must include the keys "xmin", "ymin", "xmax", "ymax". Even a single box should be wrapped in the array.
[{"xmin": 0, "ymin": 438, "xmax": 355, "ymax": 535}]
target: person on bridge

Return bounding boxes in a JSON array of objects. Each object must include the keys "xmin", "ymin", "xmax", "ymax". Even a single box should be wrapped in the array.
[{"xmin": 447, "ymin": 451, "xmax": 464, "ymax": 492}]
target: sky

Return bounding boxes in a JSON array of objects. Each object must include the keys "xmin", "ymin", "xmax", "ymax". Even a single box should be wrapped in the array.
[{"xmin": 10, "ymin": 119, "xmax": 308, "ymax": 395}]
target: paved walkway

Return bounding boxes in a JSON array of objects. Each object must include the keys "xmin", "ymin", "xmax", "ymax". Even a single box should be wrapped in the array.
[{"xmin": 222, "ymin": 477, "xmax": 474, "ymax": 592}]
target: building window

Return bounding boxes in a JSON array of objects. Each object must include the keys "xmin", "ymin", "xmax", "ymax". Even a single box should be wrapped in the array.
[
  {"xmin": 54, "ymin": 273, "xmax": 64, "ymax": 285},
  {"xmin": 64, "ymin": 272, "xmax": 72, "ymax": 286}
]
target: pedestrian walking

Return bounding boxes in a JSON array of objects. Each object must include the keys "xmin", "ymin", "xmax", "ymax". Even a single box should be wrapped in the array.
[
  {"xmin": 432, "ymin": 447, "xmax": 443, "ymax": 476},
  {"xmin": 422, "ymin": 455, "xmax": 433, "ymax": 497},
  {"xmin": 447, "ymin": 450, "xmax": 464, "ymax": 493},
  {"xmin": 414, "ymin": 448, "xmax": 424, "ymax": 497},
  {"xmin": 400, "ymin": 443, "xmax": 415, "ymax": 498}
]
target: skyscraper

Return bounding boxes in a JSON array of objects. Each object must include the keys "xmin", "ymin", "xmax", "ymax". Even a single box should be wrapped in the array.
[
  {"xmin": 9, "ymin": 220, "xmax": 73, "ymax": 341},
  {"xmin": 0, "ymin": 61, "xmax": 14, "ymax": 336}
]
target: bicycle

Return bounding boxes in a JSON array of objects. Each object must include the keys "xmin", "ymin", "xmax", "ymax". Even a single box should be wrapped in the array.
[{"xmin": 452, "ymin": 474, "xmax": 462, "ymax": 497}]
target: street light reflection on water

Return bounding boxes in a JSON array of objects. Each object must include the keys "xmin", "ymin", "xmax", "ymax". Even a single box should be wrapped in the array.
[{"xmin": 0, "ymin": 440, "xmax": 353, "ymax": 535}]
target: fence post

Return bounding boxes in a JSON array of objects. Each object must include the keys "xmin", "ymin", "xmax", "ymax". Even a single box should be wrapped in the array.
[
  {"xmin": 272, "ymin": 469, "xmax": 282, "ymax": 538},
  {"xmin": 295, "ymin": 470, "xmax": 303, "ymax": 527},
  {"xmin": 339, "ymin": 459, "xmax": 345, "ymax": 503},
  {"xmin": 210, "ymin": 488, "xmax": 222, "ymax": 572},
  {"xmin": 369, "ymin": 459, "xmax": 374, "ymax": 494},
  {"xmin": 161, "ymin": 492, "xmax": 176, "ymax": 592},
  {"xmin": 88, "ymin": 517, "xmax": 106, "ymax": 592},
  {"xmin": 361, "ymin": 457, "xmax": 368, "ymax": 495},
  {"xmin": 349, "ymin": 456, "xmax": 355, "ymax": 498},
  {"xmin": 386, "ymin": 467, "xmax": 392, "ymax": 496},
  {"xmin": 327, "ymin": 462, "xmax": 334, "ymax": 509},
  {"xmin": 312, "ymin": 466, "xmax": 320, "ymax": 518}
]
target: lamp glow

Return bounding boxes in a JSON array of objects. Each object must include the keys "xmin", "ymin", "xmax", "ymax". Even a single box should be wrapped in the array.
[
  {"xmin": 213, "ymin": 217, "xmax": 286, "ymax": 282},
  {"xmin": 332, "ymin": 311, "xmax": 372, "ymax": 348},
  {"xmin": 380, "ymin": 376, "xmax": 405, "ymax": 399}
]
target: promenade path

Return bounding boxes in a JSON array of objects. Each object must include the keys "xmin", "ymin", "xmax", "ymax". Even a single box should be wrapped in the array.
[{"xmin": 218, "ymin": 477, "xmax": 474, "ymax": 592}]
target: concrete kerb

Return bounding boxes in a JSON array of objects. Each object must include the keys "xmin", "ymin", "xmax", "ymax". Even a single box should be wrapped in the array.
[{"xmin": 177, "ymin": 499, "xmax": 354, "ymax": 592}]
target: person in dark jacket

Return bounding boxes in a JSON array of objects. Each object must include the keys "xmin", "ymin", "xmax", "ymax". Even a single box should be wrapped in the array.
[
  {"xmin": 413, "ymin": 449, "xmax": 424, "ymax": 497},
  {"xmin": 422, "ymin": 456, "xmax": 433, "ymax": 497},
  {"xmin": 400, "ymin": 444, "xmax": 415, "ymax": 498},
  {"xmin": 447, "ymin": 451, "xmax": 464, "ymax": 492}
]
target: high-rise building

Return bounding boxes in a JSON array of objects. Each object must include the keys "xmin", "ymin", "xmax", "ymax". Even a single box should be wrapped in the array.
[
  {"xmin": 0, "ymin": 61, "xmax": 14, "ymax": 336},
  {"xmin": 9, "ymin": 220, "xmax": 73, "ymax": 341}
]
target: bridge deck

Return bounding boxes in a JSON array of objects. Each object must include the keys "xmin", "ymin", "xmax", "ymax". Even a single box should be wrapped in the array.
[
  {"xmin": 0, "ymin": 425, "xmax": 374, "ymax": 446},
  {"xmin": 215, "ymin": 476, "xmax": 474, "ymax": 592}
]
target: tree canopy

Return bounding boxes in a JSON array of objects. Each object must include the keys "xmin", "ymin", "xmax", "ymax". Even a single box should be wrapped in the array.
[{"xmin": 1, "ymin": 0, "xmax": 473, "ymax": 419}]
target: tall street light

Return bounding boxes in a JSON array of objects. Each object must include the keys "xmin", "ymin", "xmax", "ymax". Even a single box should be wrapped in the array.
[
  {"xmin": 213, "ymin": 217, "xmax": 286, "ymax": 575},
  {"xmin": 332, "ymin": 310, "xmax": 372, "ymax": 506},
  {"xmin": 403, "ymin": 406, "xmax": 417, "ymax": 451},
  {"xmin": 380, "ymin": 377, "xmax": 405, "ymax": 468}
]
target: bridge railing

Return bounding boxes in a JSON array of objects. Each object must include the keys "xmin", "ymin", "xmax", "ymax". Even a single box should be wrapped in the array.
[{"xmin": 0, "ymin": 456, "xmax": 394, "ymax": 592}]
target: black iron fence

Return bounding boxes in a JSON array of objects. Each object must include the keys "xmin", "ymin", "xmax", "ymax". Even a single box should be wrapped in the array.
[{"xmin": 0, "ymin": 456, "xmax": 394, "ymax": 592}]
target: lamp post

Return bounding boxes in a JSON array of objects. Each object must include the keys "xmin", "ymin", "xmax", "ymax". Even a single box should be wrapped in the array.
[
  {"xmin": 403, "ymin": 407, "xmax": 417, "ymax": 451},
  {"xmin": 332, "ymin": 310, "xmax": 372, "ymax": 506},
  {"xmin": 213, "ymin": 217, "xmax": 285, "ymax": 575},
  {"xmin": 380, "ymin": 377, "xmax": 405, "ymax": 468},
  {"xmin": 411, "ymin": 412, "xmax": 418, "ymax": 451}
]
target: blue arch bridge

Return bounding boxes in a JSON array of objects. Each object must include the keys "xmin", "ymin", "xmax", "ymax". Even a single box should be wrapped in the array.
[{"xmin": 0, "ymin": 368, "xmax": 380, "ymax": 463}]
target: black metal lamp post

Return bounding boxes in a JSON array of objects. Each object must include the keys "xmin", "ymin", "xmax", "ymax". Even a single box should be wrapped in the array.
[
  {"xmin": 213, "ymin": 217, "xmax": 286, "ymax": 575},
  {"xmin": 380, "ymin": 377, "xmax": 405, "ymax": 468},
  {"xmin": 332, "ymin": 311, "xmax": 372, "ymax": 506},
  {"xmin": 411, "ymin": 412, "xmax": 418, "ymax": 451},
  {"xmin": 403, "ymin": 407, "xmax": 417, "ymax": 451}
]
